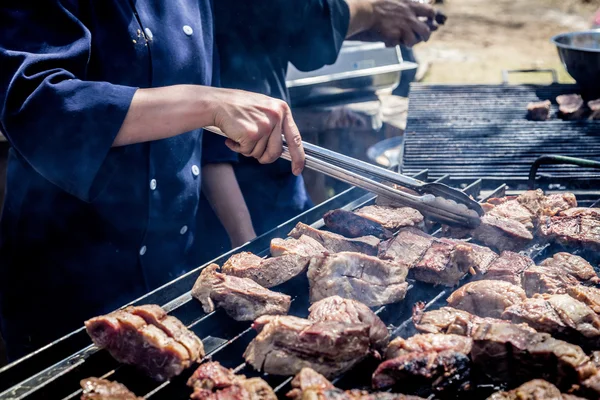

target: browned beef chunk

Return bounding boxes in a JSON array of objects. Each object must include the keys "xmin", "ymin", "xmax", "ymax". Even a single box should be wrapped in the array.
[
  {"xmin": 539, "ymin": 209, "xmax": 600, "ymax": 251},
  {"xmin": 378, "ymin": 227, "xmax": 434, "ymax": 266},
  {"xmin": 486, "ymin": 379, "xmax": 578, "ymax": 400},
  {"xmin": 287, "ymin": 367, "xmax": 336, "ymax": 399},
  {"xmin": 542, "ymin": 193, "xmax": 578, "ymax": 217},
  {"xmin": 487, "ymin": 196, "xmax": 537, "ymax": 229},
  {"xmin": 80, "ymin": 378, "xmax": 142, "ymax": 400},
  {"xmin": 567, "ymin": 285, "xmax": 600, "ymax": 314},
  {"xmin": 324, "ymin": 209, "xmax": 393, "ymax": 239},
  {"xmin": 244, "ymin": 315, "xmax": 371, "ymax": 378},
  {"xmin": 411, "ymin": 304, "xmax": 520, "ymax": 337},
  {"xmin": 475, "ymin": 251, "xmax": 534, "ymax": 285},
  {"xmin": 354, "ymin": 205, "xmax": 424, "ymax": 231},
  {"xmin": 578, "ymin": 370, "xmax": 600, "ymax": 399},
  {"xmin": 191, "ymin": 264, "xmax": 291, "ymax": 321},
  {"xmin": 472, "ymin": 214, "xmax": 534, "ymax": 252},
  {"xmin": 288, "ymin": 222, "xmax": 380, "ymax": 256},
  {"xmin": 309, "ymin": 296, "xmax": 390, "ymax": 352},
  {"xmin": 470, "ymin": 322, "xmax": 596, "ymax": 389},
  {"xmin": 557, "ymin": 94, "xmax": 586, "ymax": 120},
  {"xmin": 308, "ymin": 252, "xmax": 409, "ymax": 307},
  {"xmin": 222, "ymin": 236, "xmax": 327, "ymax": 287},
  {"xmin": 522, "ymin": 253, "xmax": 598, "ymax": 296},
  {"xmin": 372, "ymin": 350, "xmax": 471, "ymax": 395},
  {"xmin": 187, "ymin": 362, "xmax": 276, "ymax": 400},
  {"xmin": 503, "ymin": 294, "xmax": 600, "ymax": 350},
  {"xmin": 589, "ymin": 99, "xmax": 600, "ymax": 120},
  {"xmin": 385, "ymin": 334, "xmax": 472, "ymax": 360},
  {"xmin": 527, "ymin": 100, "xmax": 551, "ymax": 121},
  {"xmin": 85, "ymin": 306, "xmax": 204, "ymax": 381},
  {"xmin": 446, "ymin": 280, "xmax": 527, "ymax": 319}
]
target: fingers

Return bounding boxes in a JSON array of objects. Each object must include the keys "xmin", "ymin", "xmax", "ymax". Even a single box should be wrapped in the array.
[
  {"xmin": 281, "ymin": 108, "xmax": 305, "ymax": 176},
  {"xmin": 409, "ymin": 2, "xmax": 436, "ymax": 19},
  {"xmin": 259, "ymin": 123, "xmax": 283, "ymax": 165},
  {"xmin": 412, "ymin": 19, "xmax": 432, "ymax": 43},
  {"xmin": 400, "ymin": 26, "xmax": 418, "ymax": 47}
]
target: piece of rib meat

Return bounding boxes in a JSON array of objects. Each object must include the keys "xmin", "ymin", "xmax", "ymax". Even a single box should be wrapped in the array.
[
  {"xmin": 522, "ymin": 253, "xmax": 599, "ymax": 296},
  {"xmin": 472, "ymin": 214, "xmax": 534, "ymax": 252},
  {"xmin": 354, "ymin": 205, "xmax": 424, "ymax": 231},
  {"xmin": 187, "ymin": 361, "xmax": 276, "ymax": 400},
  {"xmin": 80, "ymin": 378, "xmax": 142, "ymax": 400},
  {"xmin": 324, "ymin": 209, "xmax": 393, "ymax": 239},
  {"xmin": 243, "ymin": 315, "xmax": 371, "ymax": 378},
  {"xmin": 527, "ymin": 100, "xmax": 551, "ymax": 121},
  {"xmin": 567, "ymin": 285, "xmax": 600, "ymax": 314},
  {"xmin": 446, "ymin": 280, "xmax": 527, "ymax": 319},
  {"xmin": 222, "ymin": 235, "xmax": 327, "ymax": 288},
  {"xmin": 487, "ymin": 379, "xmax": 573, "ymax": 400},
  {"xmin": 307, "ymin": 252, "xmax": 409, "ymax": 307},
  {"xmin": 378, "ymin": 227, "xmax": 434, "ymax": 266},
  {"xmin": 308, "ymin": 296, "xmax": 390, "ymax": 352},
  {"xmin": 85, "ymin": 306, "xmax": 203, "ymax": 381},
  {"xmin": 288, "ymin": 222, "xmax": 380, "ymax": 256},
  {"xmin": 475, "ymin": 251, "xmax": 534, "ymax": 285},
  {"xmin": 191, "ymin": 264, "xmax": 291, "ymax": 321},
  {"xmin": 385, "ymin": 333, "xmax": 472, "ymax": 360},
  {"xmin": 557, "ymin": 94, "xmax": 586, "ymax": 120},
  {"xmin": 371, "ymin": 350, "xmax": 471, "ymax": 395},
  {"xmin": 539, "ymin": 209, "xmax": 600, "ymax": 251}
]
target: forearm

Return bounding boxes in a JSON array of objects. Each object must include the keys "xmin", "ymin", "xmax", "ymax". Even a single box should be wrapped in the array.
[
  {"xmin": 344, "ymin": 0, "xmax": 375, "ymax": 38},
  {"xmin": 114, "ymin": 85, "xmax": 217, "ymax": 147},
  {"xmin": 202, "ymin": 163, "xmax": 256, "ymax": 248}
]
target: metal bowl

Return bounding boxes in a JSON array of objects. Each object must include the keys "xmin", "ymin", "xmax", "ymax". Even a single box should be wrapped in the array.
[{"xmin": 552, "ymin": 30, "xmax": 600, "ymax": 97}]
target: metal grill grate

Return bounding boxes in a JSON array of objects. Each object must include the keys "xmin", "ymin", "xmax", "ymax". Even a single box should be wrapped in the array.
[{"xmin": 402, "ymin": 84, "xmax": 600, "ymax": 182}]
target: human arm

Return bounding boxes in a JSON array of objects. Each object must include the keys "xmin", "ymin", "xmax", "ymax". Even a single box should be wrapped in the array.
[{"xmin": 201, "ymin": 163, "xmax": 256, "ymax": 248}]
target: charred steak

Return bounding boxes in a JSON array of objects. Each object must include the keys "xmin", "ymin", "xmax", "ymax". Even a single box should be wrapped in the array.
[
  {"xmin": 244, "ymin": 315, "xmax": 371, "ymax": 378},
  {"xmin": 557, "ymin": 94, "xmax": 586, "ymax": 120},
  {"xmin": 307, "ymin": 252, "xmax": 409, "ymax": 307},
  {"xmin": 539, "ymin": 208, "xmax": 600, "ymax": 251},
  {"xmin": 378, "ymin": 227, "xmax": 434, "ymax": 266},
  {"xmin": 85, "ymin": 305, "xmax": 204, "ymax": 381},
  {"xmin": 80, "ymin": 377, "xmax": 141, "ymax": 400},
  {"xmin": 354, "ymin": 205, "xmax": 424, "ymax": 231},
  {"xmin": 475, "ymin": 251, "xmax": 534, "ymax": 285},
  {"xmin": 324, "ymin": 209, "xmax": 393, "ymax": 239},
  {"xmin": 486, "ymin": 379, "xmax": 582, "ymax": 400},
  {"xmin": 187, "ymin": 361, "xmax": 276, "ymax": 400},
  {"xmin": 191, "ymin": 264, "xmax": 291, "ymax": 321},
  {"xmin": 526, "ymin": 100, "xmax": 551, "ymax": 121},
  {"xmin": 222, "ymin": 235, "xmax": 327, "ymax": 287},
  {"xmin": 472, "ymin": 214, "xmax": 534, "ymax": 252},
  {"xmin": 446, "ymin": 280, "xmax": 527, "ymax": 319},
  {"xmin": 567, "ymin": 285, "xmax": 600, "ymax": 314},
  {"xmin": 288, "ymin": 222, "xmax": 380, "ymax": 256},
  {"xmin": 385, "ymin": 333, "xmax": 472, "ymax": 360},
  {"xmin": 308, "ymin": 296, "xmax": 390, "ymax": 352}
]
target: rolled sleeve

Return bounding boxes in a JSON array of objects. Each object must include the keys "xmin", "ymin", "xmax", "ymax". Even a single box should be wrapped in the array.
[
  {"xmin": 0, "ymin": 1, "xmax": 137, "ymax": 201},
  {"xmin": 201, "ymin": 131, "xmax": 239, "ymax": 166}
]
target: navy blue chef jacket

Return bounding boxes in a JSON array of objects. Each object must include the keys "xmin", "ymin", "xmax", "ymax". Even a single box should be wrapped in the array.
[
  {"xmin": 0, "ymin": 1, "xmax": 236, "ymax": 360},
  {"xmin": 196, "ymin": 0, "xmax": 350, "ymax": 260}
]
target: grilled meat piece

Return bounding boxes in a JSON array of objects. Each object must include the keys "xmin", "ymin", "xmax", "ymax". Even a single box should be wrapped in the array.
[
  {"xmin": 372, "ymin": 350, "xmax": 471, "ymax": 395},
  {"xmin": 527, "ymin": 100, "xmax": 551, "ymax": 121},
  {"xmin": 472, "ymin": 214, "xmax": 534, "ymax": 252},
  {"xmin": 567, "ymin": 285, "xmax": 600, "ymax": 314},
  {"xmin": 324, "ymin": 209, "xmax": 393, "ymax": 239},
  {"xmin": 542, "ymin": 193, "xmax": 578, "ymax": 217},
  {"xmin": 378, "ymin": 227, "xmax": 434, "ymax": 266},
  {"xmin": 354, "ymin": 205, "xmax": 424, "ymax": 231},
  {"xmin": 411, "ymin": 304, "xmax": 520, "ymax": 337},
  {"xmin": 470, "ymin": 322, "xmax": 595, "ymax": 389},
  {"xmin": 244, "ymin": 315, "xmax": 371, "ymax": 378},
  {"xmin": 308, "ymin": 296, "xmax": 390, "ymax": 352},
  {"xmin": 447, "ymin": 280, "xmax": 527, "ymax": 319},
  {"xmin": 475, "ymin": 251, "xmax": 534, "ymax": 285},
  {"xmin": 486, "ymin": 197, "xmax": 537, "ymax": 229},
  {"xmin": 287, "ymin": 367, "xmax": 336, "ymax": 399},
  {"xmin": 308, "ymin": 252, "xmax": 409, "ymax": 307},
  {"xmin": 557, "ymin": 94, "xmax": 586, "ymax": 120},
  {"xmin": 522, "ymin": 253, "xmax": 598, "ymax": 296},
  {"xmin": 503, "ymin": 294, "xmax": 600, "ymax": 350},
  {"xmin": 589, "ymin": 99, "xmax": 600, "ymax": 120},
  {"xmin": 222, "ymin": 236, "xmax": 327, "ymax": 288},
  {"xmin": 187, "ymin": 362, "xmax": 276, "ymax": 400},
  {"xmin": 486, "ymin": 379, "xmax": 580, "ymax": 400},
  {"xmin": 191, "ymin": 264, "xmax": 291, "ymax": 321},
  {"xmin": 385, "ymin": 334, "xmax": 472, "ymax": 360},
  {"xmin": 539, "ymin": 208, "xmax": 600, "ymax": 251},
  {"xmin": 80, "ymin": 378, "xmax": 141, "ymax": 400},
  {"xmin": 288, "ymin": 222, "xmax": 380, "ymax": 256},
  {"xmin": 85, "ymin": 306, "xmax": 203, "ymax": 381}
]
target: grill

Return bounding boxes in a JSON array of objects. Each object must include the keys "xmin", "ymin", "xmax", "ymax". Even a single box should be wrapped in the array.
[
  {"xmin": 1, "ymin": 168, "xmax": 600, "ymax": 400},
  {"xmin": 401, "ymin": 84, "xmax": 600, "ymax": 183}
]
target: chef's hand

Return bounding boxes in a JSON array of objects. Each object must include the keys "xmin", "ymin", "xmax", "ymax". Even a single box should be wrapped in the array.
[
  {"xmin": 346, "ymin": 0, "xmax": 437, "ymax": 47},
  {"xmin": 211, "ymin": 88, "xmax": 305, "ymax": 176}
]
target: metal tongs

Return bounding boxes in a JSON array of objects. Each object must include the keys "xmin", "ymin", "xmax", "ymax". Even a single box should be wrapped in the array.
[{"xmin": 204, "ymin": 127, "xmax": 483, "ymax": 228}]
